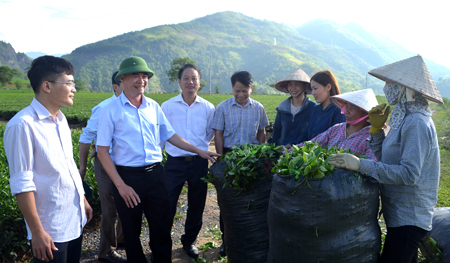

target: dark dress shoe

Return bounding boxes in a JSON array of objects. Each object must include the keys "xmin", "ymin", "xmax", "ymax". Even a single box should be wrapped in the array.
[
  {"xmin": 98, "ymin": 251, "xmax": 127, "ymax": 263},
  {"xmin": 116, "ymin": 242, "xmax": 125, "ymax": 250},
  {"xmin": 183, "ymin": 244, "xmax": 199, "ymax": 259},
  {"xmin": 219, "ymin": 242, "xmax": 226, "ymax": 257}
]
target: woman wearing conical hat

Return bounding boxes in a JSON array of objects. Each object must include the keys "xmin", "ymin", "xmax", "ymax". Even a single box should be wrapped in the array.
[
  {"xmin": 296, "ymin": 89, "xmax": 379, "ymax": 160},
  {"xmin": 295, "ymin": 70, "xmax": 346, "ymax": 144},
  {"xmin": 329, "ymin": 55, "xmax": 442, "ymax": 263},
  {"xmin": 267, "ymin": 68, "xmax": 317, "ymax": 147}
]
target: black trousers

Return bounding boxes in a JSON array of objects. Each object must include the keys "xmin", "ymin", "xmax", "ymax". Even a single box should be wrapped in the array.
[
  {"xmin": 114, "ymin": 164, "xmax": 172, "ymax": 263},
  {"xmin": 380, "ymin": 225, "xmax": 428, "ymax": 263},
  {"xmin": 32, "ymin": 234, "xmax": 82, "ymax": 263},
  {"xmin": 165, "ymin": 155, "xmax": 208, "ymax": 246}
]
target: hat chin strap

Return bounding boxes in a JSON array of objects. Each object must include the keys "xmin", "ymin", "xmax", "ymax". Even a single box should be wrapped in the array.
[
  {"xmin": 341, "ymin": 106, "xmax": 369, "ymax": 125},
  {"xmin": 347, "ymin": 115, "xmax": 369, "ymax": 125},
  {"xmin": 293, "ymin": 89, "xmax": 306, "ymax": 98}
]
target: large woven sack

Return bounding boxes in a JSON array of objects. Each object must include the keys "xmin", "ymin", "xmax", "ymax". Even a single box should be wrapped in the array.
[
  {"xmin": 210, "ymin": 160, "xmax": 272, "ymax": 263},
  {"xmin": 267, "ymin": 168, "xmax": 381, "ymax": 263},
  {"xmin": 420, "ymin": 207, "xmax": 450, "ymax": 263}
]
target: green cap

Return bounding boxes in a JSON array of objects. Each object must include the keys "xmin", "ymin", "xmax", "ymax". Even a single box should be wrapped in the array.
[{"xmin": 115, "ymin": 56, "xmax": 154, "ymax": 82}]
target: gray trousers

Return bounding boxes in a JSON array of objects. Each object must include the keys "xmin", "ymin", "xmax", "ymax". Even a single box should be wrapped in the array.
[{"xmin": 94, "ymin": 157, "xmax": 124, "ymax": 258}]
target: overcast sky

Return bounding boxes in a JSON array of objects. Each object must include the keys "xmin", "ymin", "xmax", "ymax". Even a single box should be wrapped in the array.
[{"xmin": 1, "ymin": 0, "xmax": 449, "ymax": 69}]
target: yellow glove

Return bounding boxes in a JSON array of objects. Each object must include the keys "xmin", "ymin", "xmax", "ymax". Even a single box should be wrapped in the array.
[
  {"xmin": 329, "ymin": 153, "xmax": 360, "ymax": 172},
  {"xmin": 368, "ymin": 103, "xmax": 390, "ymax": 134}
]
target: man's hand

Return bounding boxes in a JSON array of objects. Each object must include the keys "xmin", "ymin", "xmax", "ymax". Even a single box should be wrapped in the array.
[
  {"xmin": 90, "ymin": 144, "xmax": 97, "ymax": 159},
  {"xmin": 31, "ymin": 230, "xmax": 58, "ymax": 262},
  {"xmin": 329, "ymin": 153, "xmax": 361, "ymax": 172},
  {"xmin": 117, "ymin": 184, "xmax": 141, "ymax": 208},
  {"xmin": 369, "ymin": 103, "xmax": 391, "ymax": 134},
  {"xmin": 283, "ymin": 144, "xmax": 292, "ymax": 149},
  {"xmin": 198, "ymin": 150, "xmax": 221, "ymax": 163},
  {"xmin": 84, "ymin": 197, "xmax": 93, "ymax": 223}
]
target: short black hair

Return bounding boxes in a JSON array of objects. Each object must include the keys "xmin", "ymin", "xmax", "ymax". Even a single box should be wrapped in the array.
[
  {"xmin": 178, "ymin": 63, "xmax": 201, "ymax": 80},
  {"xmin": 231, "ymin": 71, "xmax": 253, "ymax": 87},
  {"xmin": 112, "ymin": 71, "xmax": 120, "ymax": 85},
  {"xmin": 27, "ymin": 55, "xmax": 75, "ymax": 94}
]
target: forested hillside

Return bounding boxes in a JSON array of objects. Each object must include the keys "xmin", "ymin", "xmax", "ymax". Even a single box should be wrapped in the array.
[
  {"xmin": 0, "ymin": 41, "xmax": 32, "ymax": 72},
  {"xmin": 63, "ymin": 11, "xmax": 437, "ymax": 94}
]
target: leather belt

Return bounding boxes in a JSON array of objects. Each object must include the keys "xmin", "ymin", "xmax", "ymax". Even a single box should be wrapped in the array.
[
  {"xmin": 116, "ymin": 162, "xmax": 160, "ymax": 173},
  {"xmin": 169, "ymin": 155, "xmax": 198, "ymax": 162}
]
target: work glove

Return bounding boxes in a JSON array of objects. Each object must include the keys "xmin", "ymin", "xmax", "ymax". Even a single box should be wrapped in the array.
[
  {"xmin": 329, "ymin": 153, "xmax": 360, "ymax": 172},
  {"xmin": 368, "ymin": 103, "xmax": 390, "ymax": 134}
]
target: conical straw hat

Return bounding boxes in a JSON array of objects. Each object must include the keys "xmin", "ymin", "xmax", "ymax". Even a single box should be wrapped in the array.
[
  {"xmin": 330, "ymin": 89, "xmax": 379, "ymax": 113},
  {"xmin": 368, "ymin": 55, "xmax": 443, "ymax": 104},
  {"xmin": 275, "ymin": 68, "xmax": 311, "ymax": 94}
]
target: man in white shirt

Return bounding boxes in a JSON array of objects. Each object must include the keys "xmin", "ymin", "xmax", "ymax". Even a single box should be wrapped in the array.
[
  {"xmin": 4, "ymin": 55, "xmax": 93, "ymax": 263},
  {"xmin": 161, "ymin": 63, "xmax": 215, "ymax": 259},
  {"xmin": 78, "ymin": 71, "xmax": 126, "ymax": 263}
]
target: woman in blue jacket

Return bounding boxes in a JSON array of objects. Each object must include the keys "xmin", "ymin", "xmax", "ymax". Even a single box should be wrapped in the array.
[
  {"xmin": 294, "ymin": 70, "xmax": 345, "ymax": 144},
  {"xmin": 268, "ymin": 68, "xmax": 316, "ymax": 148}
]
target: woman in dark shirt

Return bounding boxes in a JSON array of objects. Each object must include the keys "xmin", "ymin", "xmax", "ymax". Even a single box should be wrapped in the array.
[
  {"xmin": 268, "ymin": 68, "xmax": 317, "ymax": 148},
  {"xmin": 294, "ymin": 70, "xmax": 345, "ymax": 144}
]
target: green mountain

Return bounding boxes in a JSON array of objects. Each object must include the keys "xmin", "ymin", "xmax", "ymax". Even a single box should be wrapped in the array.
[
  {"xmin": 0, "ymin": 41, "xmax": 32, "ymax": 72},
  {"xmin": 59, "ymin": 11, "xmax": 449, "ymax": 96}
]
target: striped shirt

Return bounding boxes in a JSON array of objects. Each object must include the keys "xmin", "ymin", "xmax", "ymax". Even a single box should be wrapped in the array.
[
  {"xmin": 298, "ymin": 123, "xmax": 376, "ymax": 160},
  {"xmin": 4, "ymin": 98, "xmax": 86, "ymax": 242},
  {"xmin": 212, "ymin": 97, "xmax": 268, "ymax": 148}
]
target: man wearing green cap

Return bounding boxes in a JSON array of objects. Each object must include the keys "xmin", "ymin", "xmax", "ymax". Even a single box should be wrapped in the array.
[{"xmin": 97, "ymin": 56, "xmax": 219, "ymax": 263}]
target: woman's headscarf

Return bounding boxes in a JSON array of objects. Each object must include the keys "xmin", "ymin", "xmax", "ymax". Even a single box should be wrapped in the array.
[{"xmin": 383, "ymin": 82, "xmax": 432, "ymax": 130}]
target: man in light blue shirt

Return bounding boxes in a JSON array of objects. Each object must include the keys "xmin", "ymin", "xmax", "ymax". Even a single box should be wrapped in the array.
[
  {"xmin": 161, "ymin": 63, "xmax": 215, "ymax": 259},
  {"xmin": 96, "ymin": 56, "xmax": 219, "ymax": 263},
  {"xmin": 78, "ymin": 71, "xmax": 126, "ymax": 263}
]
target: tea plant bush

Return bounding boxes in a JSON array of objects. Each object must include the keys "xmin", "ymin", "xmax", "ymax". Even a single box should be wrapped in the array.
[{"xmin": 204, "ymin": 143, "xmax": 280, "ymax": 194}]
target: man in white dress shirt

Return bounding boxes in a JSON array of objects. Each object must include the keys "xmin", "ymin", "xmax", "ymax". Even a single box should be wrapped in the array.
[
  {"xmin": 4, "ymin": 55, "xmax": 93, "ymax": 263},
  {"xmin": 78, "ymin": 71, "xmax": 126, "ymax": 263},
  {"xmin": 161, "ymin": 63, "xmax": 215, "ymax": 259}
]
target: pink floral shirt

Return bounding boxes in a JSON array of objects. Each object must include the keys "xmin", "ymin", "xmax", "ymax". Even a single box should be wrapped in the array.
[{"xmin": 298, "ymin": 123, "xmax": 376, "ymax": 160}]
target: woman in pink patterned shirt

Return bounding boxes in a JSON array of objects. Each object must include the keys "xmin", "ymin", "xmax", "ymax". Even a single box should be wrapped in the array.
[{"xmin": 297, "ymin": 89, "xmax": 379, "ymax": 160}]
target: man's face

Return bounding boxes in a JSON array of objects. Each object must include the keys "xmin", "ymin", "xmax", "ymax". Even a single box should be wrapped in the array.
[
  {"xmin": 178, "ymin": 68, "xmax": 200, "ymax": 97},
  {"xmin": 121, "ymin": 72, "xmax": 148, "ymax": 97},
  {"xmin": 232, "ymin": 81, "xmax": 252, "ymax": 106},
  {"xmin": 47, "ymin": 73, "xmax": 76, "ymax": 107},
  {"xmin": 113, "ymin": 82, "xmax": 125, "ymax": 97}
]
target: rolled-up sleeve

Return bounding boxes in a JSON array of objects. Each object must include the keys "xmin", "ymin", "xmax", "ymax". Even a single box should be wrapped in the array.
[{"xmin": 4, "ymin": 123, "xmax": 36, "ymax": 196}]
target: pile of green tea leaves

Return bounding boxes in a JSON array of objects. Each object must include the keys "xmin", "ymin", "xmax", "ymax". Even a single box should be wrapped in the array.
[
  {"xmin": 204, "ymin": 143, "xmax": 280, "ymax": 193},
  {"xmin": 272, "ymin": 142, "xmax": 361, "ymax": 179}
]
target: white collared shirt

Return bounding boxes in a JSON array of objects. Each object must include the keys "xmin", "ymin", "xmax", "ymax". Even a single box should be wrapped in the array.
[
  {"xmin": 161, "ymin": 94, "xmax": 215, "ymax": 157},
  {"xmin": 4, "ymin": 98, "xmax": 86, "ymax": 242},
  {"xmin": 97, "ymin": 92, "xmax": 176, "ymax": 167}
]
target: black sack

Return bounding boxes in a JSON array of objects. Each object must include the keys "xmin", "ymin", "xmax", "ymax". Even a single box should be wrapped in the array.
[
  {"xmin": 210, "ymin": 160, "xmax": 272, "ymax": 263},
  {"xmin": 267, "ymin": 168, "xmax": 381, "ymax": 263},
  {"xmin": 419, "ymin": 207, "xmax": 450, "ymax": 263}
]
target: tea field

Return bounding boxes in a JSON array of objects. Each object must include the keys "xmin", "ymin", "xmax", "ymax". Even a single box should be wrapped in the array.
[{"xmin": 0, "ymin": 89, "xmax": 447, "ymax": 263}]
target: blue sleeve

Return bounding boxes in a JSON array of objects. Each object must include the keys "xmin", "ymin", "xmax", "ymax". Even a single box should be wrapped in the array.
[
  {"xmin": 212, "ymin": 103, "xmax": 225, "ymax": 131},
  {"xmin": 79, "ymin": 104, "xmax": 101, "ymax": 144},
  {"xmin": 258, "ymin": 104, "xmax": 269, "ymax": 130},
  {"xmin": 332, "ymin": 108, "xmax": 346, "ymax": 126}
]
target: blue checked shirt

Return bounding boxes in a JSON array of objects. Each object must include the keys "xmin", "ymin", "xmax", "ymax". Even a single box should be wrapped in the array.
[{"xmin": 212, "ymin": 97, "xmax": 268, "ymax": 148}]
